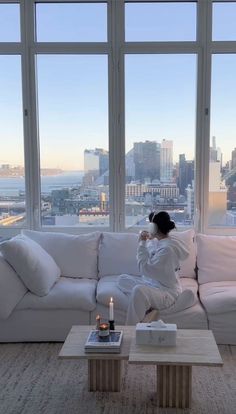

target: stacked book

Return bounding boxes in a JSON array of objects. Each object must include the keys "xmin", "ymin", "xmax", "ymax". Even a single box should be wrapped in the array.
[{"xmin": 84, "ymin": 330, "xmax": 123, "ymax": 353}]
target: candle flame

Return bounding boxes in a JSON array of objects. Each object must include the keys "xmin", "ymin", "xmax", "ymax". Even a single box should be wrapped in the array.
[
  {"xmin": 110, "ymin": 297, "xmax": 113, "ymax": 303},
  {"xmin": 96, "ymin": 314, "xmax": 100, "ymax": 320}
]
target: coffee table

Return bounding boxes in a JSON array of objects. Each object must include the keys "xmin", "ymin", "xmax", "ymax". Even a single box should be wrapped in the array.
[
  {"xmin": 129, "ymin": 329, "xmax": 223, "ymax": 409},
  {"xmin": 59, "ymin": 325, "xmax": 135, "ymax": 392}
]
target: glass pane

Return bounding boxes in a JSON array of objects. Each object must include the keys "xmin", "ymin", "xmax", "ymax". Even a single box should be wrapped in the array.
[
  {"xmin": 125, "ymin": 2, "xmax": 196, "ymax": 41},
  {"xmin": 209, "ymin": 54, "xmax": 236, "ymax": 227},
  {"xmin": 213, "ymin": 2, "xmax": 236, "ymax": 41},
  {"xmin": 0, "ymin": 3, "xmax": 20, "ymax": 42},
  {"xmin": 36, "ymin": 2, "xmax": 107, "ymax": 42},
  {"xmin": 37, "ymin": 55, "xmax": 109, "ymax": 227},
  {"xmin": 125, "ymin": 54, "xmax": 196, "ymax": 229},
  {"xmin": 0, "ymin": 56, "xmax": 25, "ymax": 228}
]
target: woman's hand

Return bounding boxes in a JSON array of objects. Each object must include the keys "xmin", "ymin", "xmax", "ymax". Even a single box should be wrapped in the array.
[{"xmin": 139, "ymin": 230, "xmax": 149, "ymax": 241}]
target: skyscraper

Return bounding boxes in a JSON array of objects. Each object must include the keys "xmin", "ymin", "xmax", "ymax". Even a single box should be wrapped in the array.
[
  {"xmin": 83, "ymin": 148, "xmax": 109, "ymax": 185},
  {"xmin": 178, "ymin": 154, "xmax": 194, "ymax": 196},
  {"xmin": 133, "ymin": 141, "xmax": 160, "ymax": 183},
  {"xmin": 231, "ymin": 148, "xmax": 236, "ymax": 170},
  {"xmin": 160, "ymin": 139, "xmax": 173, "ymax": 183}
]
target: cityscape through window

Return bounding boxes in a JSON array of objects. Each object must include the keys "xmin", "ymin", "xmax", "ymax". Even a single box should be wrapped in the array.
[{"xmin": 1, "ymin": 1, "xmax": 236, "ymax": 234}]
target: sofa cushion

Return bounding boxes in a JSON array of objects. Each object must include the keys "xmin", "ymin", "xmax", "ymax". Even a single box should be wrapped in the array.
[
  {"xmin": 98, "ymin": 230, "xmax": 196, "ymax": 279},
  {"xmin": 22, "ymin": 230, "xmax": 101, "ymax": 279},
  {"xmin": 0, "ymin": 253, "xmax": 27, "ymax": 319},
  {"xmin": 196, "ymin": 234, "xmax": 236, "ymax": 284},
  {"xmin": 16, "ymin": 277, "xmax": 97, "ymax": 311},
  {"xmin": 98, "ymin": 232, "xmax": 140, "ymax": 277},
  {"xmin": 0, "ymin": 235, "xmax": 60, "ymax": 297},
  {"xmin": 199, "ymin": 281, "xmax": 236, "ymax": 314},
  {"xmin": 96, "ymin": 275, "xmax": 130, "ymax": 310}
]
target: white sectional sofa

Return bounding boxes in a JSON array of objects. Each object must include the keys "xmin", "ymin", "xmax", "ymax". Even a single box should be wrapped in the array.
[{"xmin": 0, "ymin": 229, "xmax": 235, "ymax": 344}]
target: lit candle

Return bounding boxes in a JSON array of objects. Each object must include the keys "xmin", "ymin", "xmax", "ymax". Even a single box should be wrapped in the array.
[{"xmin": 109, "ymin": 297, "xmax": 114, "ymax": 321}]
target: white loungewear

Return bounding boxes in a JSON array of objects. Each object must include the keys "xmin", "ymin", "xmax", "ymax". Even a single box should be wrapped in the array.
[{"xmin": 117, "ymin": 236, "xmax": 189, "ymax": 324}]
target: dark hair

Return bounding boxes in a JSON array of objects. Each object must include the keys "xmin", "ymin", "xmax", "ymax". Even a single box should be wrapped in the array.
[{"xmin": 149, "ymin": 211, "xmax": 176, "ymax": 235}]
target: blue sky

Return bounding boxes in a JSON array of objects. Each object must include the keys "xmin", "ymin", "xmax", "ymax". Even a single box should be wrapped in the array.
[{"xmin": 1, "ymin": 2, "xmax": 236, "ymax": 169}]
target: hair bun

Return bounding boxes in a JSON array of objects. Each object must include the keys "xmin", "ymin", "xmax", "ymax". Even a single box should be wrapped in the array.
[{"xmin": 169, "ymin": 220, "xmax": 175, "ymax": 231}]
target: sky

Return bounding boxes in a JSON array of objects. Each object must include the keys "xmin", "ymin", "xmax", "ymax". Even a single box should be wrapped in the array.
[{"xmin": 1, "ymin": 1, "xmax": 236, "ymax": 170}]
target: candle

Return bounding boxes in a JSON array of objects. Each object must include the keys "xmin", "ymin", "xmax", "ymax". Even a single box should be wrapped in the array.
[
  {"xmin": 109, "ymin": 297, "xmax": 114, "ymax": 321},
  {"xmin": 96, "ymin": 314, "xmax": 101, "ymax": 330},
  {"xmin": 99, "ymin": 322, "xmax": 109, "ymax": 337}
]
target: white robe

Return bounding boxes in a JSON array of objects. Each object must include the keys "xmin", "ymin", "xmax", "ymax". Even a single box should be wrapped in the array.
[{"xmin": 117, "ymin": 236, "xmax": 189, "ymax": 325}]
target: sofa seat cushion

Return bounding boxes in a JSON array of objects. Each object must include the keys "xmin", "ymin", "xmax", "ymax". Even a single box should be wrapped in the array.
[
  {"xmin": 159, "ymin": 302, "xmax": 208, "ymax": 330},
  {"xmin": 16, "ymin": 277, "xmax": 97, "ymax": 312},
  {"xmin": 22, "ymin": 230, "xmax": 101, "ymax": 279},
  {"xmin": 199, "ymin": 281, "xmax": 236, "ymax": 314},
  {"xmin": 96, "ymin": 276, "xmax": 198, "ymax": 313},
  {"xmin": 0, "ymin": 254, "xmax": 28, "ymax": 319},
  {"xmin": 160, "ymin": 278, "xmax": 199, "ymax": 314},
  {"xmin": 96, "ymin": 275, "xmax": 130, "ymax": 311}
]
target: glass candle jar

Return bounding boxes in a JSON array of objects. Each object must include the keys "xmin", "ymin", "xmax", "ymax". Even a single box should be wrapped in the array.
[{"xmin": 99, "ymin": 322, "xmax": 110, "ymax": 337}]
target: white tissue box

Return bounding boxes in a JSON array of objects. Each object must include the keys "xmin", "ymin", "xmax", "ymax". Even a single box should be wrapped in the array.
[{"xmin": 136, "ymin": 320, "xmax": 177, "ymax": 347}]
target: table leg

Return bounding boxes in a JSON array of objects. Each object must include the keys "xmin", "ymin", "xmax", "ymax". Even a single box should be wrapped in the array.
[
  {"xmin": 157, "ymin": 365, "xmax": 192, "ymax": 408},
  {"xmin": 88, "ymin": 359, "xmax": 122, "ymax": 392}
]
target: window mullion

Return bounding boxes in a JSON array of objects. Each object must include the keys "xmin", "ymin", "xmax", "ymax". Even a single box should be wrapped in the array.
[
  {"xmin": 108, "ymin": 0, "xmax": 125, "ymax": 232},
  {"xmin": 21, "ymin": 0, "xmax": 41, "ymax": 229},
  {"xmin": 195, "ymin": 0, "xmax": 212, "ymax": 233}
]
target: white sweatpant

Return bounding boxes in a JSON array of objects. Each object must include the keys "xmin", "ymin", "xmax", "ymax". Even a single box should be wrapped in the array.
[{"xmin": 117, "ymin": 274, "xmax": 175, "ymax": 325}]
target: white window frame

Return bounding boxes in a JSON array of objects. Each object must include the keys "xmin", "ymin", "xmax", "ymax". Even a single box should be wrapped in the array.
[{"xmin": 1, "ymin": 0, "xmax": 236, "ymax": 237}]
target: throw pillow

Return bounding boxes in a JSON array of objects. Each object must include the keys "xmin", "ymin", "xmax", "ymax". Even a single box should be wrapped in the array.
[{"xmin": 0, "ymin": 235, "xmax": 61, "ymax": 296}]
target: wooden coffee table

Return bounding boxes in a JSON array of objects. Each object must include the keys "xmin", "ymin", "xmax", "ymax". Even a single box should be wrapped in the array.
[
  {"xmin": 129, "ymin": 329, "xmax": 223, "ymax": 409},
  {"xmin": 59, "ymin": 325, "xmax": 135, "ymax": 392}
]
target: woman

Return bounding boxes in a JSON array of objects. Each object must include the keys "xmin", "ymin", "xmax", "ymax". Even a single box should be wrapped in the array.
[{"xmin": 117, "ymin": 211, "xmax": 189, "ymax": 325}]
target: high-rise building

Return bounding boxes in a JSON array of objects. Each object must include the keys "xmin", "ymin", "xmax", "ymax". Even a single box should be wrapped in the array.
[
  {"xmin": 209, "ymin": 161, "xmax": 227, "ymax": 225},
  {"xmin": 83, "ymin": 148, "xmax": 109, "ymax": 185},
  {"xmin": 178, "ymin": 154, "xmax": 194, "ymax": 196},
  {"xmin": 160, "ymin": 139, "xmax": 173, "ymax": 183},
  {"xmin": 125, "ymin": 148, "xmax": 135, "ymax": 182},
  {"xmin": 133, "ymin": 141, "xmax": 160, "ymax": 183},
  {"xmin": 210, "ymin": 136, "xmax": 222, "ymax": 168},
  {"xmin": 231, "ymin": 148, "xmax": 236, "ymax": 170}
]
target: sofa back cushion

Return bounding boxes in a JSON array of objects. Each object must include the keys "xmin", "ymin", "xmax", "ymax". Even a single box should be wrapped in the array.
[
  {"xmin": 196, "ymin": 233, "xmax": 236, "ymax": 284},
  {"xmin": 99, "ymin": 232, "xmax": 140, "ymax": 277},
  {"xmin": 0, "ymin": 253, "xmax": 27, "ymax": 319},
  {"xmin": 98, "ymin": 229, "xmax": 196, "ymax": 278},
  {"xmin": 0, "ymin": 235, "xmax": 60, "ymax": 296},
  {"xmin": 22, "ymin": 230, "xmax": 101, "ymax": 279}
]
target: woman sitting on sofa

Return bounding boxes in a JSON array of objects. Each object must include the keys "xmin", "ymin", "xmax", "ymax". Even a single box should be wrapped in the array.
[{"xmin": 118, "ymin": 211, "xmax": 190, "ymax": 325}]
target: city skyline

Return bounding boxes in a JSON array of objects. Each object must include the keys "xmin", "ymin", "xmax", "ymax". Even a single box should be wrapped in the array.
[{"xmin": 1, "ymin": 3, "xmax": 236, "ymax": 169}]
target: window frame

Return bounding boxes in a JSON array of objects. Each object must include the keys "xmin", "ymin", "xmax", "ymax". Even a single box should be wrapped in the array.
[{"xmin": 1, "ymin": 0, "xmax": 236, "ymax": 237}]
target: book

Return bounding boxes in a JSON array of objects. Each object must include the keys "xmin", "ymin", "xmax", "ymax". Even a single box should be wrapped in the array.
[{"xmin": 84, "ymin": 330, "xmax": 123, "ymax": 353}]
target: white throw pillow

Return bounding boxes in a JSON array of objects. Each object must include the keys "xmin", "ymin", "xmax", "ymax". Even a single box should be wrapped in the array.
[
  {"xmin": 196, "ymin": 233, "xmax": 236, "ymax": 284},
  {"xmin": 0, "ymin": 235, "xmax": 61, "ymax": 296},
  {"xmin": 22, "ymin": 230, "xmax": 101, "ymax": 279},
  {"xmin": 98, "ymin": 232, "xmax": 140, "ymax": 278},
  {"xmin": 0, "ymin": 253, "xmax": 27, "ymax": 319}
]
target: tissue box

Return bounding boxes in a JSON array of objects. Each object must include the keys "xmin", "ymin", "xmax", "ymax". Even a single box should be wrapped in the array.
[{"xmin": 136, "ymin": 320, "xmax": 177, "ymax": 347}]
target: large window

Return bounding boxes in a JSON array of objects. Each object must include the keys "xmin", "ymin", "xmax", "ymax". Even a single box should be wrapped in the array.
[
  {"xmin": 125, "ymin": 54, "xmax": 196, "ymax": 229},
  {"xmin": 37, "ymin": 55, "xmax": 109, "ymax": 227},
  {"xmin": 0, "ymin": 56, "xmax": 25, "ymax": 229},
  {"xmin": 1, "ymin": 0, "xmax": 236, "ymax": 236},
  {"xmin": 209, "ymin": 54, "xmax": 236, "ymax": 227}
]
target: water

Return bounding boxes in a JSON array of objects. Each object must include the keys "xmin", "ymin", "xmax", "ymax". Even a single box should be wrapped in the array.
[{"xmin": 0, "ymin": 171, "xmax": 84, "ymax": 197}]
